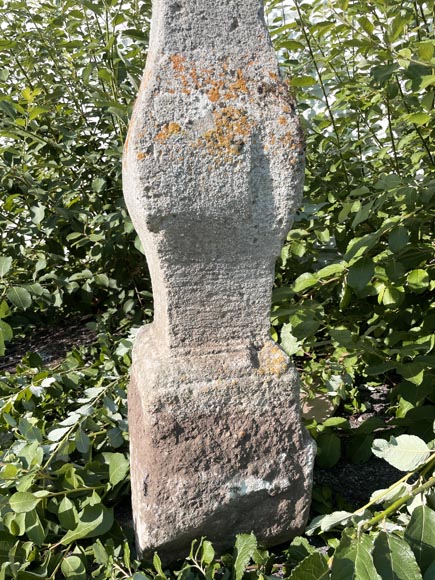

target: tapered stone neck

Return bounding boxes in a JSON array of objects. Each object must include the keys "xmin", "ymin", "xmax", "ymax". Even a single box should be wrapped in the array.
[{"xmin": 148, "ymin": 0, "xmax": 269, "ymax": 54}]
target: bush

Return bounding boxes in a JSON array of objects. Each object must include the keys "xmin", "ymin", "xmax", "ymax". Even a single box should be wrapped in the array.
[{"xmin": 0, "ymin": 0, "xmax": 434, "ymax": 577}]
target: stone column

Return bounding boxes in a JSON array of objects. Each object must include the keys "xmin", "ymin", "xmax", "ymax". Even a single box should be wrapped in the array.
[{"xmin": 123, "ymin": 0, "xmax": 315, "ymax": 562}]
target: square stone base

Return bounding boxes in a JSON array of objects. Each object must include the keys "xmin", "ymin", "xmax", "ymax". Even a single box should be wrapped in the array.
[{"xmin": 128, "ymin": 333, "xmax": 315, "ymax": 562}]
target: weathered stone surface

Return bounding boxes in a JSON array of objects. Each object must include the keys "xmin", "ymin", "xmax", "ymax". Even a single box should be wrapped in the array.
[{"xmin": 123, "ymin": 0, "xmax": 315, "ymax": 561}]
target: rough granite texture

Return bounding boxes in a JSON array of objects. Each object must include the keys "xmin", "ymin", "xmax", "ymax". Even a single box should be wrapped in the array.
[{"xmin": 123, "ymin": 0, "xmax": 315, "ymax": 562}]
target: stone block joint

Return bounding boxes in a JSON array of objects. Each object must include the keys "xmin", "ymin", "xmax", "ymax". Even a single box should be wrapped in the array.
[{"xmin": 123, "ymin": 0, "xmax": 315, "ymax": 562}]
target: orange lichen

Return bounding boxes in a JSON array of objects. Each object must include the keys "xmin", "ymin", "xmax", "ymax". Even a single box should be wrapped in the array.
[
  {"xmin": 170, "ymin": 54, "xmax": 186, "ymax": 73},
  {"xmin": 228, "ymin": 69, "xmax": 248, "ymax": 94},
  {"xmin": 194, "ymin": 106, "xmax": 252, "ymax": 163},
  {"xmin": 278, "ymin": 116, "xmax": 287, "ymax": 126},
  {"xmin": 136, "ymin": 151, "xmax": 147, "ymax": 160},
  {"xmin": 207, "ymin": 86, "xmax": 221, "ymax": 102},
  {"xmin": 168, "ymin": 57, "xmax": 251, "ymax": 104},
  {"xmin": 155, "ymin": 122, "xmax": 182, "ymax": 143}
]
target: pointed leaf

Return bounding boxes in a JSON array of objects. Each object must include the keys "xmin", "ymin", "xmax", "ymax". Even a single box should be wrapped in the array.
[
  {"xmin": 106, "ymin": 452, "xmax": 130, "ymax": 486},
  {"xmin": 60, "ymin": 504, "xmax": 114, "ymax": 545},
  {"xmin": 58, "ymin": 496, "xmax": 79, "ymax": 530},
  {"xmin": 234, "ymin": 533, "xmax": 257, "ymax": 580},
  {"xmin": 0, "ymin": 257, "xmax": 12, "ymax": 278},
  {"xmin": 75, "ymin": 429, "xmax": 90, "ymax": 454},
  {"xmin": 331, "ymin": 529, "xmax": 381, "ymax": 580},
  {"xmin": 306, "ymin": 511, "xmax": 353, "ymax": 535},
  {"xmin": 6, "ymin": 287, "xmax": 31, "ymax": 310},
  {"xmin": 289, "ymin": 552, "xmax": 330, "ymax": 579},
  {"xmin": 405, "ymin": 505, "xmax": 435, "ymax": 574},
  {"xmin": 25, "ymin": 509, "xmax": 46, "ymax": 546},
  {"xmin": 373, "ymin": 531, "xmax": 422, "ymax": 580}
]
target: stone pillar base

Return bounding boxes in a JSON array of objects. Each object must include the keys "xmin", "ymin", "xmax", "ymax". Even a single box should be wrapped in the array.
[{"xmin": 128, "ymin": 326, "xmax": 316, "ymax": 562}]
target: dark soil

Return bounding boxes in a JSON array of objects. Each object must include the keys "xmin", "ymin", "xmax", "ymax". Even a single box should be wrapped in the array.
[{"xmin": 0, "ymin": 315, "xmax": 97, "ymax": 372}]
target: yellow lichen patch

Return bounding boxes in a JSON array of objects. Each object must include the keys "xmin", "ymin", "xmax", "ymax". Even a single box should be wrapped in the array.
[
  {"xmin": 258, "ymin": 342, "xmax": 288, "ymax": 378},
  {"xmin": 136, "ymin": 151, "xmax": 148, "ymax": 160},
  {"xmin": 155, "ymin": 122, "xmax": 182, "ymax": 143},
  {"xmin": 278, "ymin": 116, "xmax": 287, "ymax": 126},
  {"xmin": 194, "ymin": 106, "xmax": 252, "ymax": 163}
]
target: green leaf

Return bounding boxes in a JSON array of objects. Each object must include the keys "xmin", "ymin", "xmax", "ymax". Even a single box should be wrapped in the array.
[
  {"xmin": 347, "ymin": 258, "xmax": 374, "ymax": 292},
  {"xmin": 92, "ymin": 177, "xmax": 106, "ymax": 192},
  {"xmin": 61, "ymin": 504, "xmax": 114, "ymax": 545},
  {"xmin": 61, "ymin": 555, "xmax": 86, "ymax": 580},
  {"xmin": 26, "ymin": 509, "xmax": 46, "ymax": 546},
  {"xmin": 47, "ymin": 426, "xmax": 71, "ymax": 442},
  {"xmin": 424, "ymin": 561, "xmax": 435, "ymax": 580},
  {"xmin": 281, "ymin": 324, "xmax": 301, "ymax": 356},
  {"xmin": 0, "ymin": 100, "xmax": 17, "ymax": 119},
  {"xmin": 388, "ymin": 227, "xmax": 409, "ymax": 253},
  {"xmin": 407, "ymin": 269, "xmax": 430, "ymax": 292},
  {"xmin": 398, "ymin": 362, "xmax": 426, "ymax": 386},
  {"xmin": 382, "ymin": 286, "xmax": 404, "ymax": 307},
  {"xmin": 0, "ymin": 300, "xmax": 11, "ymax": 319},
  {"xmin": 6, "ymin": 287, "xmax": 32, "ymax": 310},
  {"xmin": 358, "ymin": 16, "xmax": 374, "ymax": 35},
  {"xmin": 233, "ymin": 533, "xmax": 257, "ymax": 580},
  {"xmin": 306, "ymin": 511, "xmax": 353, "ymax": 535},
  {"xmin": 289, "ymin": 552, "xmax": 330, "ymax": 579},
  {"xmin": 316, "ymin": 263, "xmax": 346, "ymax": 279},
  {"xmin": 352, "ymin": 200, "xmax": 374, "ymax": 229},
  {"xmin": 201, "ymin": 540, "xmax": 215, "ymax": 565},
  {"xmin": 58, "ymin": 496, "xmax": 79, "ymax": 530},
  {"xmin": 107, "ymin": 452, "xmax": 129, "ymax": 486},
  {"xmin": 75, "ymin": 429, "xmax": 90, "ymax": 454},
  {"xmin": 316, "ymin": 432, "xmax": 341, "ymax": 468},
  {"xmin": 9, "ymin": 492, "xmax": 41, "ymax": 513},
  {"xmin": 292, "ymin": 273, "xmax": 318, "ymax": 293},
  {"xmin": 0, "ymin": 320, "xmax": 13, "ymax": 344},
  {"xmin": 290, "ymin": 76, "xmax": 317, "ymax": 87},
  {"xmin": 29, "ymin": 106, "xmax": 50, "ymax": 120},
  {"xmin": 153, "ymin": 552, "xmax": 166, "ymax": 578},
  {"xmin": 419, "ymin": 75, "xmax": 435, "ymax": 90},
  {"xmin": 4, "ymin": 511, "xmax": 26, "ymax": 536},
  {"xmin": 405, "ymin": 506, "xmax": 435, "ymax": 574},
  {"xmin": 344, "ymin": 232, "xmax": 380, "ymax": 262},
  {"xmin": 405, "ymin": 113, "xmax": 431, "ymax": 126},
  {"xmin": 373, "ymin": 531, "xmax": 423, "ymax": 580},
  {"xmin": 0, "ymin": 256, "xmax": 12, "ymax": 278},
  {"xmin": 372, "ymin": 435, "xmax": 430, "ymax": 471},
  {"xmin": 331, "ymin": 529, "xmax": 381, "ymax": 579}
]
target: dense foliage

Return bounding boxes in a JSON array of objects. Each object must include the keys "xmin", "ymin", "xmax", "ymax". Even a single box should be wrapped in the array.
[{"xmin": 0, "ymin": 0, "xmax": 434, "ymax": 577}]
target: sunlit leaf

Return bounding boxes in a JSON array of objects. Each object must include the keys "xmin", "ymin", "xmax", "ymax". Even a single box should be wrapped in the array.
[{"xmin": 372, "ymin": 435, "xmax": 430, "ymax": 471}]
